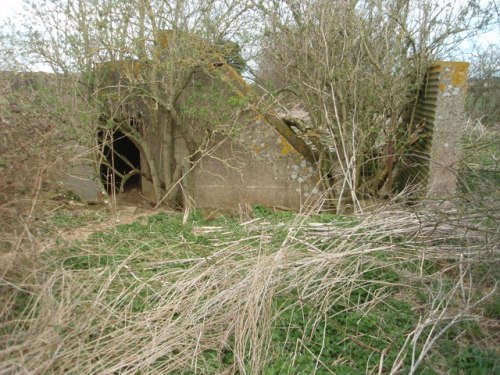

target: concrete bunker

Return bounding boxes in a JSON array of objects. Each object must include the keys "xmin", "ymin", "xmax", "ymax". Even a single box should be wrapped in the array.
[
  {"xmin": 59, "ymin": 44, "xmax": 470, "ymax": 209},
  {"xmin": 98, "ymin": 121, "xmax": 142, "ymax": 194}
]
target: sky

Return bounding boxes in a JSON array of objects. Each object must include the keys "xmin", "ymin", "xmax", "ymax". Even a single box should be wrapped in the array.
[
  {"xmin": 0, "ymin": 0, "xmax": 22, "ymax": 23},
  {"xmin": 0, "ymin": 0, "xmax": 498, "ymax": 63}
]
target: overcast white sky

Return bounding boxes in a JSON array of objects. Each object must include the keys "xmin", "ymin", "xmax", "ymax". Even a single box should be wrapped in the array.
[
  {"xmin": 0, "ymin": 0, "xmax": 22, "ymax": 22},
  {"xmin": 0, "ymin": 0, "xmax": 498, "ymax": 57}
]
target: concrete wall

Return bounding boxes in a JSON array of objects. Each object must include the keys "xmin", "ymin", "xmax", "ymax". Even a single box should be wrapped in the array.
[
  {"xmin": 139, "ymin": 66, "xmax": 322, "ymax": 210},
  {"xmin": 190, "ymin": 116, "xmax": 321, "ymax": 210},
  {"xmin": 64, "ymin": 60, "xmax": 470, "ymax": 206},
  {"xmin": 60, "ymin": 145, "xmax": 101, "ymax": 202}
]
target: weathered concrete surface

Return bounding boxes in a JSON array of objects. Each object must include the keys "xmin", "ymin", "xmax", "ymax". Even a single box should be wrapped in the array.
[
  {"xmin": 60, "ymin": 146, "xmax": 102, "ymax": 202},
  {"xmin": 134, "ymin": 63, "xmax": 322, "ymax": 210},
  {"xmin": 427, "ymin": 61, "xmax": 469, "ymax": 198},
  {"xmin": 94, "ymin": 35, "xmax": 324, "ymax": 210},
  {"xmin": 190, "ymin": 117, "xmax": 321, "ymax": 210}
]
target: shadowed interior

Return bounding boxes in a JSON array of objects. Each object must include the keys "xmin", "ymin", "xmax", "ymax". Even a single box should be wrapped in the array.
[{"xmin": 99, "ymin": 128, "xmax": 141, "ymax": 193}]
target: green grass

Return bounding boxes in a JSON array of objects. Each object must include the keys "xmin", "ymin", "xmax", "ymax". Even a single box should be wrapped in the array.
[
  {"xmin": 459, "ymin": 131, "xmax": 500, "ymax": 195},
  {"xmin": 34, "ymin": 206, "xmax": 108, "ymax": 238},
  {"xmin": 2, "ymin": 203, "xmax": 498, "ymax": 374},
  {"xmin": 265, "ymin": 296, "xmax": 416, "ymax": 374}
]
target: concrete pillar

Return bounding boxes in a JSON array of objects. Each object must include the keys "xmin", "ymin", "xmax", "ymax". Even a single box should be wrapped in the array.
[{"xmin": 427, "ymin": 62, "xmax": 469, "ymax": 198}]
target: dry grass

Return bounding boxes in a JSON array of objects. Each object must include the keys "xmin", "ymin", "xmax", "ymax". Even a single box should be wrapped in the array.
[
  {"xmin": 0, "ymin": 200, "xmax": 497, "ymax": 374},
  {"xmin": 1, "ymin": 118, "xmax": 498, "ymax": 373}
]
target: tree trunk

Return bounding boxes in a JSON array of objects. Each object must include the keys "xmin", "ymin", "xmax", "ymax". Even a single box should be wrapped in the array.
[
  {"xmin": 135, "ymin": 135, "xmax": 164, "ymax": 202},
  {"xmin": 161, "ymin": 112, "xmax": 180, "ymax": 204}
]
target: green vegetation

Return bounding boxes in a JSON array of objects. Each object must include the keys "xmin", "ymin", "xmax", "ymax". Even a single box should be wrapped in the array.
[
  {"xmin": 1, "ymin": 200, "xmax": 497, "ymax": 373},
  {"xmin": 47, "ymin": 208, "xmax": 107, "ymax": 230},
  {"xmin": 460, "ymin": 131, "xmax": 500, "ymax": 196},
  {"xmin": 466, "ymin": 47, "xmax": 500, "ymax": 127}
]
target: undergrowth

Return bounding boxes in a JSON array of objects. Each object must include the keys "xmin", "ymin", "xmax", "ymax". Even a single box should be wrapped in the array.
[
  {"xmin": 1, "ymin": 200, "xmax": 498, "ymax": 374},
  {"xmin": 0, "ymin": 119, "xmax": 498, "ymax": 374}
]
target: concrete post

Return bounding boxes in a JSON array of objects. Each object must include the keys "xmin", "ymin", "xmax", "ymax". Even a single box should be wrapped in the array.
[{"xmin": 427, "ymin": 61, "xmax": 469, "ymax": 198}]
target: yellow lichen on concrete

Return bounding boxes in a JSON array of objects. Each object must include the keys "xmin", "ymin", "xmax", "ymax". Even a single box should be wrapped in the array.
[
  {"xmin": 438, "ymin": 83, "xmax": 446, "ymax": 92},
  {"xmin": 432, "ymin": 61, "xmax": 469, "ymax": 88},
  {"xmin": 279, "ymin": 135, "xmax": 297, "ymax": 156},
  {"xmin": 254, "ymin": 113, "xmax": 264, "ymax": 121},
  {"xmin": 450, "ymin": 62, "xmax": 469, "ymax": 88}
]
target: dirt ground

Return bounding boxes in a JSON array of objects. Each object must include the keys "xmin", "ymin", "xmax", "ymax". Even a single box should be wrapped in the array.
[
  {"xmin": 56, "ymin": 188, "xmax": 169, "ymax": 243},
  {"xmin": 0, "ymin": 188, "xmax": 170, "ymax": 277}
]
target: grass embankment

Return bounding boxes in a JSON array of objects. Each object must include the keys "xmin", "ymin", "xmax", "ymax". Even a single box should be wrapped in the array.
[{"xmin": 1, "ymin": 202, "xmax": 498, "ymax": 374}]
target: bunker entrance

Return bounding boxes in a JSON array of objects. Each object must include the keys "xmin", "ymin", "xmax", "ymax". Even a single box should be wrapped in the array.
[{"xmin": 99, "ymin": 128, "xmax": 141, "ymax": 194}]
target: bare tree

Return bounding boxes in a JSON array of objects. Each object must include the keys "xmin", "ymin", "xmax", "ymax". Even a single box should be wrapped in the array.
[
  {"xmin": 256, "ymin": 0, "xmax": 494, "ymax": 211},
  {"xmin": 466, "ymin": 45, "xmax": 500, "ymax": 125},
  {"xmin": 2, "ymin": 0, "xmax": 257, "ymax": 204}
]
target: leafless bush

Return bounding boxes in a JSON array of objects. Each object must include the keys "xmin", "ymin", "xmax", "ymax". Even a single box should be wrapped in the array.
[
  {"xmin": 0, "ymin": 71, "xmax": 79, "ymax": 267},
  {"xmin": 256, "ymin": 0, "xmax": 494, "ymax": 210}
]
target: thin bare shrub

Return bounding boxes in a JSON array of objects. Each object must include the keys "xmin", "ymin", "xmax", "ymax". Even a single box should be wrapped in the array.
[
  {"xmin": 256, "ymin": 0, "xmax": 495, "ymax": 211},
  {"xmin": 0, "ymin": 72, "xmax": 74, "ymax": 258}
]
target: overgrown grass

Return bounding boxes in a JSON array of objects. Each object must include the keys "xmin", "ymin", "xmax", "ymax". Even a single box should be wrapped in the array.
[
  {"xmin": 1, "ymin": 200, "xmax": 498, "ymax": 374},
  {"xmin": 459, "ymin": 120, "xmax": 499, "ymax": 198},
  {"xmin": 0, "ymin": 121, "xmax": 497, "ymax": 374}
]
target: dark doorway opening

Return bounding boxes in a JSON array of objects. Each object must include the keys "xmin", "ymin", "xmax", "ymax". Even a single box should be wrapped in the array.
[{"xmin": 99, "ymin": 128, "xmax": 141, "ymax": 194}]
